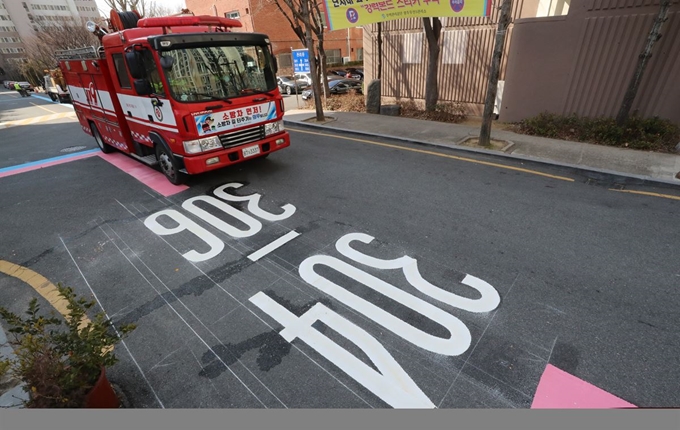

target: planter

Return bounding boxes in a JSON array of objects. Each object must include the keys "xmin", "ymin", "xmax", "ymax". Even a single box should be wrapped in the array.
[{"xmin": 84, "ymin": 367, "xmax": 120, "ymax": 408}]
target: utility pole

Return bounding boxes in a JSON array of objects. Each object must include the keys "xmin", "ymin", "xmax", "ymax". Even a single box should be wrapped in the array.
[
  {"xmin": 479, "ymin": 0, "xmax": 512, "ymax": 147},
  {"xmin": 616, "ymin": 0, "xmax": 670, "ymax": 126},
  {"xmin": 377, "ymin": 22, "xmax": 382, "ymax": 80}
]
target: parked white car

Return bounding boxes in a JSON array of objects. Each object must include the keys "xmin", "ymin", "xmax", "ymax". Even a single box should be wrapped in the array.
[{"xmin": 293, "ymin": 72, "xmax": 312, "ymax": 86}]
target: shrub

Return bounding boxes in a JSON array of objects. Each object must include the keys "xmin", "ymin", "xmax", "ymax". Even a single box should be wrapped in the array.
[
  {"xmin": 516, "ymin": 112, "xmax": 680, "ymax": 152},
  {"xmin": 397, "ymin": 100, "xmax": 467, "ymax": 123},
  {"xmin": 324, "ymin": 90, "xmax": 365, "ymax": 112},
  {"xmin": 0, "ymin": 284, "xmax": 135, "ymax": 408}
]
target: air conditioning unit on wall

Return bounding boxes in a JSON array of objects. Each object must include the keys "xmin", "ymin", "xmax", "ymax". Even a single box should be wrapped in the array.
[{"xmin": 342, "ymin": 56, "xmax": 350, "ymax": 64}]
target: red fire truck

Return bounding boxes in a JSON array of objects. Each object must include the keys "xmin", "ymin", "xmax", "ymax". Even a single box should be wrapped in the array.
[{"xmin": 57, "ymin": 10, "xmax": 289, "ymax": 185}]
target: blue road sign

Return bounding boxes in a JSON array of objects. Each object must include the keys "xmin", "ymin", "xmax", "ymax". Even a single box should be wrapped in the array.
[{"xmin": 292, "ymin": 49, "xmax": 310, "ymax": 74}]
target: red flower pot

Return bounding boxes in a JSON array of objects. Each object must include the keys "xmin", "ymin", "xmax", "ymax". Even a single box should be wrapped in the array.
[{"xmin": 84, "ymin": 367, "xmax": 120, "ymax": 408}]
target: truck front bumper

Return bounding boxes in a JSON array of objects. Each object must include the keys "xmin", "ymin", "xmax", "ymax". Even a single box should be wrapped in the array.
[{"xmin": 180, "ymin": 132, "xmax": 290, "ymax": 175}]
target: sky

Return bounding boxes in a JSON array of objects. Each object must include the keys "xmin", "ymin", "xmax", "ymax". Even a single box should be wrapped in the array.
[{"xmin": 93, "ymin": 0, "xmax": 188, "ymax": 16}]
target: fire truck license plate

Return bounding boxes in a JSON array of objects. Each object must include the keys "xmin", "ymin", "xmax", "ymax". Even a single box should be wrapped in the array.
[{"xmin": 242, "ymin": 145, "xmax": 260, "ymax": 158}]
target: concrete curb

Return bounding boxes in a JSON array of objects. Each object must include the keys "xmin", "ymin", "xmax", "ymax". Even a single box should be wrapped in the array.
[
  {"xmin": 284, "ymin": 118, "xmax": 680, "ymax": 191},
  {"xmin": 456, "ymin": 135, "xmax": 516, "ymax": 153}
]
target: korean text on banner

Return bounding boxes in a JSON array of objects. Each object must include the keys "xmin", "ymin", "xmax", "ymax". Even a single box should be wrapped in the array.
[
  {"xmin": 194, "ymin": 102, "xmax": 278, "ymax": 135},
  {"xmin": 323, "ymin": 0, "xmax": 492, "ymax": 31}
]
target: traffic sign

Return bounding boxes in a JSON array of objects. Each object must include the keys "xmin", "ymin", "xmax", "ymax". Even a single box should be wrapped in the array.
[{"xmin": 292, "ymin": 49, "xmax": 310, "ymax": 74}]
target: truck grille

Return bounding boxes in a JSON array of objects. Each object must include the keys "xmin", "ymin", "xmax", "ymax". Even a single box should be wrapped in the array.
[{"xmin": 218, "ymin": 125, "xmax": 265, "ymax": 148}]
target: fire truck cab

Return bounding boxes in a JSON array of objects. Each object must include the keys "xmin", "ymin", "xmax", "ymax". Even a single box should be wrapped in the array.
[{"xmin": 58, "ymin": 11, "xmax": 289, "ymax": 185}]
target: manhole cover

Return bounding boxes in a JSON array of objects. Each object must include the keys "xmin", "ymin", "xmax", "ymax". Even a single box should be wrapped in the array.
[{"xmin": 60, "ymin": 145, "xmax": 87, "ymax": 153}]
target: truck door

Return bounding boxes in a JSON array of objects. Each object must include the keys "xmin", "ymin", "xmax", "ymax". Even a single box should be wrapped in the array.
[
  {"xmin": 137, "ymin": 50, "xmax": 176, "ymax": 132},
  {"xmin": 80, "ymin": 64, "xmax": 130, "ymax": 152}
]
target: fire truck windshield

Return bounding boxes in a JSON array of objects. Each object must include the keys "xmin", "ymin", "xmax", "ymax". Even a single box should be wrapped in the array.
[{"xmin": 160, "ymin": 44, "xmax": 276, "ymax": 103}]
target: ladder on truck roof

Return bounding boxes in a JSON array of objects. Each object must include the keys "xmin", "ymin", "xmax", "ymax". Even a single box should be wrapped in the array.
[{"xmin": 55, "ymin": 46, "xmax": 104, "ymax": 61}]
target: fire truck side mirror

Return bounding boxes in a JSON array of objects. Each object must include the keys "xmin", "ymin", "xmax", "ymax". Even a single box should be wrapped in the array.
[
  {"xmin": 125, "ymin": 51, "xmax": 145, "ymax": 80},
  {"xmin": 160, "ymin": 56, "xmax": 174, "ymax": 70},
  {"xmin": 133, "ymin": 79, "xmax": 153, "ymax": 96}
]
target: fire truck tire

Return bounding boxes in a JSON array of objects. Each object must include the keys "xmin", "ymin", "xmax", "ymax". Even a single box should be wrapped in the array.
[
  {"xmin": 118, "ymin": 11, "xmax": 139, "ymax": 29},
  {"xmin": 155, "ymin": 144, "xmax": 185, "ymax": 185},
  {"xmin": 90, "ymin": 123, "xmax": 114, "ymax": 154}
]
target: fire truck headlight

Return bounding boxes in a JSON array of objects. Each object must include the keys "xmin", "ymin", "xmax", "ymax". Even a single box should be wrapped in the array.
[
  {"xmin": 199, "ymin": 136, "xmax": 222, "ymax": 152},
  {"xmin": 265, "ymin": 120, "xmax": 284, "ymax": 136},
  {"xmin": 183, "ymin": 136, "xmax": 222, "ymax": 154},
  {"xmin": 183, "ymin": 139, "xmax": 202, "ymax": 154}
]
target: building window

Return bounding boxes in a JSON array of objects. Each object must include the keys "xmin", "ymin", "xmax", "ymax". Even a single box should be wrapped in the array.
[
  {"xmin": 225, "ymin": 11, "xmax": 240, "ymax": 19},
  {"xmin": 326, "ymin": 49, "xmax": 341, "ymax": 66},
  {"xmin": 356, "ymin": 48, "xmax": 363, "ymax": 61},
  {"xmin": 277, "ymin": 53, "xmax": 292, "ymax": 68}
]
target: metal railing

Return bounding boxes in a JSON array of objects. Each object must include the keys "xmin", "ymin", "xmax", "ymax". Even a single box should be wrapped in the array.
[{"xmin": 55, "ymin": 45, "xmax": 103, "ymax": 61}]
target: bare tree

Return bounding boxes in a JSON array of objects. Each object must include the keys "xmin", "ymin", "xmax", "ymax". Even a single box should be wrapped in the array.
[
  {"xmin": 19, "ymin": 19, "xmax": 100, "ymax": 85},
  {"xmin": 0, "ymin": 58, "xmax": 23, "ymax": 81},
  {"xmin": 102, "ymin": 0, "xmax": 182, "ymax": 17},
  {"xmin": 423, "ymin": 17, "xmax": 442, "ymax": 111},
  {"xmin": 616, "ymin": 0, "xmax": 671, "ymax": 126},
  {"xmin": 102, "ymin": 0, "xmax": 143, "ymax": 13},
  {"xmin": 310, "ymin": 1, "xmax": 330, "ymax": 97},
  {"xmin": 268, "ymin": 0, "xmax": 326, "ymax": 120},
  {"xmin": 270, "ymin": 0, "xmax": 330, "ymax": 96},
  {"xmin": 146, "ymin": 1, "xmax": 186, "ymax": 17}
]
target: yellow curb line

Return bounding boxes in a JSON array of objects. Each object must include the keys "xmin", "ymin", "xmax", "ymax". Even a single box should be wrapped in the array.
[
  {"xmin": 0, "ymin": 260, "xmax": 112, "ymax": 353},
  {"xmin": 608, "ymin": 189, "xmax": 680, "ymax": 201}
]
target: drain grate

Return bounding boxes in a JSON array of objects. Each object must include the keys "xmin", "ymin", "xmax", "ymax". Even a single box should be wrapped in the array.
[{"xmin": 60, "ymin": 145, "xmax": 87, "ymax": 153}]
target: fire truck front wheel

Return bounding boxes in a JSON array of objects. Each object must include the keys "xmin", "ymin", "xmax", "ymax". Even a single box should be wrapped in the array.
[
  {"xmin": 155, "ymin": 144, "xmax": 185, "ymax": 185},
  {"xmin": 90, "ymin": 123, "xmax": 114, "ymax": 154}
]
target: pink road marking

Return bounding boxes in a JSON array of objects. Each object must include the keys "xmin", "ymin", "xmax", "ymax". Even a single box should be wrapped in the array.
[
  {"xmin": 97, "ymin": 152, "xmax": 188, "ymax": 197},
  {"xmin": 531, "ymin": 364, "xmax": 636, "ymax": 409},
  {"xmin": 0, "ymin": 151, "xmax": 98, "ymax": 179}
]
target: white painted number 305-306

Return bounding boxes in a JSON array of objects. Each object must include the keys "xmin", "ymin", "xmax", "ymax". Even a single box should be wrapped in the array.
[{"xmin": 142, "ymin": 183, "xmax": 501, "ymax": 409}]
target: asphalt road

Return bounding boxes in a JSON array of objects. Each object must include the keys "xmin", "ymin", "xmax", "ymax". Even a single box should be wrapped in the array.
[{"xmin": 1, "ymin": 90, "xmax": 679, "ymax": 409}]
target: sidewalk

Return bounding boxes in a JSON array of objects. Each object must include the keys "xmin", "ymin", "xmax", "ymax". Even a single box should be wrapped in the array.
[{"xmin": 282, "ymin": 109, "xmax": 680, "ymax": 188}]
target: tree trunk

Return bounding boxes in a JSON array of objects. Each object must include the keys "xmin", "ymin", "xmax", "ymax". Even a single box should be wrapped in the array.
[
  {"xmin": 615, "ymin": 0, "xmax": 670, "ymax": 126},
  {"xmin": 301, "ymin": 0, "xmax": 324, "ymax": 121},
  {"xmin": 479, "ymin": 0, "xmax": 512, "ymax": 147},
  {"xmin": 423, "ymin": 18, "xmax": 442, "ymax": 111}
]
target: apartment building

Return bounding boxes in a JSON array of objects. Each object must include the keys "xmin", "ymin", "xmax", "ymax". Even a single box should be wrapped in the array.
[{"xmin": 0, "ymin": 0, "xmax": 100, "ymax": 78}]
